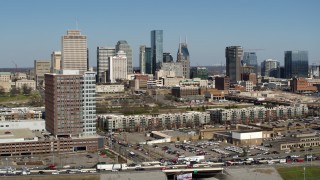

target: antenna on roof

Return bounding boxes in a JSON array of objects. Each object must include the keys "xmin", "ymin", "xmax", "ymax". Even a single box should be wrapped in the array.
[{"xmin": 76, "ymin": 18, "xmax": 78, "ymax": 29}]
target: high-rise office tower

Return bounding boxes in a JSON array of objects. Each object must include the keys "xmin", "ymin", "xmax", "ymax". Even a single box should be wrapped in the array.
[
  {"xmin": 116, "ymin": 40, "xmax": 132, "ymax": 74},
  {"xmin": 51, "ymin": 51, "xmax": 61, "ymax": 73},
  {"xmin": 177, "ymin": 38, "xmax": 190, "ymax": 79},
  {"xmin": 45, "ymin": 70, "xmax": 96, "ymax": 137},
  {"xmin": 151, "ymin": 30, "xmax": 163, "ymax": 75},
  {"xmin": 139, "ymin": 45, "xmax": 152, "ymax": 74},
  {"xmin": 243, "ymin": 52, "xmax": 258, "ymax": 74},
  {"xmin": 97, "ymin": 47, "xmax": 116, "ymax": 83},
  {"xmin": 61, "ymin": 30, "xmax": 88, "ymax": 73},
  {"xmin": 108, "ymin": 51, "xmax": 127, "ymax": 83},
  {"xmin": 34, "ymin": 60, "xmax": 50, "ymax": 86},
  {"xmin": 311, "ymin": 64, "xmax": 320, "ymax": 78},
  {"xmin": 139, "ymin": 45, "xmax": 146, "ymax": 74},
  {"xmin": 284, "ymin": 51, "xmax": 308, "ymax": 78},
  {"xmin": 261, "ymin": 59, "xmax": 280, "ymax": 78},
  {"xmin": 163, "ymin": 53, "xmax": 173, "ymax": 63},
  {"xmin": 226, "ymin": 46, "xmax": 243, "ymax": 84}
]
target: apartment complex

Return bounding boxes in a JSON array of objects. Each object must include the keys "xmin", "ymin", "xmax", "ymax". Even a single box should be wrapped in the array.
[
  {"xmin": 97, "ymin": 111, "xmax": 210, "ymax": 132},
  {"xmin": 208, "ymin": 104, "xmax": 308, "ymax": 124},
  {"xmin": 45, "ymin": 70, "xmax": 96, "ymax": 137}
]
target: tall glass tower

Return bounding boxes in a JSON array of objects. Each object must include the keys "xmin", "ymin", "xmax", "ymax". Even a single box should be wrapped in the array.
[
  {"xmin": 243, "ymin": 52, "xmax": 258, "ymax": 74},
  {"xmin": 97, "ymin": 46, "xmax": 115, "ymax": 83},
  {"xmin": 284, "ymin": 51, "xmax": 308, "ymax": 78},
  {"xmin": 116, "ymin": 40, "xmax": 133, "ymax": 74},
  {"xmin": 151, "ymin": 30, "xmax": 163, "ymax": 75},
  {"xmin": 139, "ymin": 45, "xmax": 152, "ymax": 74},
  {"xmin": 226, "ymin": 46, "xmax": 243, "ymax": 84}
]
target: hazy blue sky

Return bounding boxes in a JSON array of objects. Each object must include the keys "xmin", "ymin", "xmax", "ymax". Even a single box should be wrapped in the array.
[{"xmin": 0, "ymin": 0, "xmax": 319, "ymax": 68}]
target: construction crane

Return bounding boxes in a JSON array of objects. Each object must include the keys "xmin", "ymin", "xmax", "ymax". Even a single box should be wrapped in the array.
[{"xmin": 11, "ymin": 60, "xmax": 18, "ymax": 75}]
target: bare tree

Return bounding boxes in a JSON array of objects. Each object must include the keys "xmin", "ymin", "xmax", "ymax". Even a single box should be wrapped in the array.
[
  {"xmin": 10, "ymin": 87, "xmax": 20, "ymax": 96},
  {"xmin": 22, "ymin": 84, "xmax": 32, "ymax": 95},
  {"xmin": 0, "ymin": 86, "xmax": 5, "ymax": 96}
]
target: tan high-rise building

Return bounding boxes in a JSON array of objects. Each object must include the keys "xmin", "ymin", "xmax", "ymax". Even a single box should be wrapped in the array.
[
  {"xmin": 61, "ymin": 30, "xmax": 87, "ymax": 73},
  {"xmin": 51, "ymin": 51, "xmax": 61, "ymax": 73},
  {"xmin": 34, "ymin": 60, "xmax": 50, "ymax": 86}
]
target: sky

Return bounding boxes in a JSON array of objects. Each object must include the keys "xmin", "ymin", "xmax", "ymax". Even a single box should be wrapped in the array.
[{"xmin": 0, "ymin": 0, "xmax": 319, "ymax": 68}]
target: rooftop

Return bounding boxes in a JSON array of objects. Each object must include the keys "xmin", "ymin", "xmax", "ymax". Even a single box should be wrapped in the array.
[{"xmin": 0, "ymin": 128, "xmax": 36, "ymax": 139}]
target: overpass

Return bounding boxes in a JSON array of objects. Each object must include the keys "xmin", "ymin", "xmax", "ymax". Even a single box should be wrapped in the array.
[
  {"xmin": 225, "ymin": 95, "xmax": 291, "ymax": 106},
  {"xmin": 162, "ymin": 167, "xmax": 224, "ymax": 178}
]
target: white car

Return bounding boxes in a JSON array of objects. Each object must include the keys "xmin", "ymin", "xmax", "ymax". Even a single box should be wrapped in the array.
[{"xmin": 52, "ymin": 171, "xmax": 59, "ymax": 175}]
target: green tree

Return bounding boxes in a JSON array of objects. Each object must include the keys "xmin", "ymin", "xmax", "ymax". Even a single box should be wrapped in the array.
[
  {"xmin": 22, "ymin": 84, "xmax": 32, "ymax": 95},
  {"xmin": 29, "ymin": 92, "xmax": 44, "ymax": 106}
]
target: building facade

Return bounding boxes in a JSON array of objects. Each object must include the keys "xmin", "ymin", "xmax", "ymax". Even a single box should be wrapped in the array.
[
  {"xmin": 177, "ymin": 39, "xmax": 190, "ymax": 79},
  {"xmin": 61, "ymin": 30, "xmax": 88, "ymax": 73},
  {"xmin": 261, "ymin": 59, "xmax": 280, "ymax": 78},
  {"xmin": 97, "ymin": 111, "xmax": 210, "ymax": 132},
  {"xmin": 215, "ymin": 76, "xmax": 230, "ymax": 91},
  {"xmin": 15, "ymin": 79, "xmax": 36, "ymax": 91},
  {"xmin": 108, "ymin": 51, "xmax": 127, "ymax": 83},
  {"xmin": 34, "ymin": 60, "xmax": 50, "ymax": 86},
  {"xmin": 208, "ymin": 104, "xmax": 308, "ymax": 124},
  {"xmin": 0, "ymin": 72, "xmax": 11, "ymax": 82},
  {"xmin": 51, "ymin": 51, "xmax": 61, "ymax": 73},
  {"xmin": 291, "ymin": 77, "xmax": 317, "ymax": 93},
  {"xmin": 97, "ymin": 46, "xmax": 116, "ymax": 83},
  {"xmin": 284, "ymin": 51, "xmax": 308, "ymax": 78},
  {"xmin": 242, "ymin": 52, "xmax": 258, "ymax": 74},
  {"xmin": 139, "ymin": 45, "xmax": 152, "ymax": 74},
  {"xmin": 163, "ymin": 52, "xmax": 173, "ymax": 63},
  {"xmin": 226, "ymin": 46, "xmax": 243, "ymax": 84},
  {"xmin": 45, "ymin": 70, "xmax": 97, "ymax": 137},
  {"xmin": 190, "ymin": 67, "xmax": 208, "ymax": 80},
  {"xmin": 151, "ymin": 30, "xmax": 163, "ymax": 75},
  {"xmin": 116, "ymin": 40, "xmax": 133, "ymax": 74}
]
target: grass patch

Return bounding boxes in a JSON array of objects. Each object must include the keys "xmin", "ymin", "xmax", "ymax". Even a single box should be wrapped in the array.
[
  {"xmin": 0, "ymin": 94, "xmax": 30, "ymax": 103},
  {"xmin": 277, "ymin": 166, "xmax": 320, "ymax": 180}
]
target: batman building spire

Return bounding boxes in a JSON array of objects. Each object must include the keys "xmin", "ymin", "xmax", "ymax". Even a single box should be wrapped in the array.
[{"xmin": 177, "ymin": 37, "xmax": 190, "ymax": 78}]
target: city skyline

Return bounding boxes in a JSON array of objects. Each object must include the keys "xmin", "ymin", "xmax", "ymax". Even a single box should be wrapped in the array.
[{"xmin": 0, "ymin": 0, "xmax": 319, "ymax": 68}]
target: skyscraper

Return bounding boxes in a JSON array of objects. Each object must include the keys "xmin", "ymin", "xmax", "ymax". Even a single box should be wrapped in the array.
[
  {"xmin": 243, "ymin": 52, "xmax": 258, "ymax": 74},
  {"xmin": 45, "ymin": 70, "xmax": 96, "ymax": 137},
  {"xmin": 61, "ymin": 30, "xmax": 88, "ymax": 73},
  {"xmin": 261, "ymin": 59, "xmax": 280, "ymax": 78},
  {"xmin": 151, "ymin": 30, "xmax": 163, "ymax": 75},
  {"xmin": 97, "ymin": 46, "xmax": 116, "ymax": 83},
  {"xmin": 139, "ymin": 45, "xmax": 152, "ymax": 74},
  {"xmin": 177, "ymin": 38, "xmax": 190, "ymax": 79},
  {"xmin": 116, "ymin": 40, "xmax": 132, "ymax": 74},
  {"xmin": 190, "ymin": 67, "xmax": 208, "ymax": 80},
  {"xmin": 284, "ymin": 51, "xmax": 308, "ymax": 78},
  {"xmin": 51, "ymin": 51, "xmax": 61, "ymax": 73},
  {"xmin": 108, "ymin": 51, "xmax": 127, "ymax": 83},
  {"xmin": 226, "ymin": 46, "xmax": 243, "ymax": 84}
]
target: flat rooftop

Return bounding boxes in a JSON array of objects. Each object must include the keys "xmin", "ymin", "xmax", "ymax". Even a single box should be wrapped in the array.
[{"xmin": 0, "ymin": 128, "xmax": 36, "ymax": 139}]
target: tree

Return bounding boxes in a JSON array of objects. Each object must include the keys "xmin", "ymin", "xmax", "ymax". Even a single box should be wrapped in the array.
[
  {"xmin": 0, "ymin": 86, "xmax": 5, "ymax": 96},
  {"xmin": 29, "ymin": 92, "xmax": 44, "ymax": 106},
  {"xmin": 22, "ymin": 84, "xmax": 32, "ymax": 95},
  {"xmin": 10, "ymin": 87, "xmax": 20, "ymax": 96}
]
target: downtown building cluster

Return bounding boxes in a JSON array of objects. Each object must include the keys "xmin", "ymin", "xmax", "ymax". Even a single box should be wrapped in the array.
[{"xmin": 0, "ymin": 30, "xmax": 105, "ymax": 157}]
